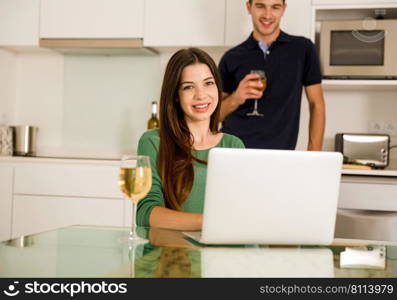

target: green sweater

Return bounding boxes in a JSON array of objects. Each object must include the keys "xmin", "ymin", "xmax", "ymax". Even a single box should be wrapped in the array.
[{"xmin": 136, "ymin": 129, "xmax": 245, "ymax": 226}]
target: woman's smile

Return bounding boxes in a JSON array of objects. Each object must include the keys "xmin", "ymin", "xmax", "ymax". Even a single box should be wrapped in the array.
[{"xmin": 192, "ymin": 103, "xmax": 211, "ymax": 112}]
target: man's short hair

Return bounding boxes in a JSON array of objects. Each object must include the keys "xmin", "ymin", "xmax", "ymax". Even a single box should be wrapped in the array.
[{"xmin": 249, "ymin": 0, "xmax": 286, "ymax": 4}]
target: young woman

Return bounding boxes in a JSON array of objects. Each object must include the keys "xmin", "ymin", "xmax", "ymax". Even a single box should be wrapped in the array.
[{"xmin": 137, "ymin": 48, "xmax": 244, "ymax": 231}]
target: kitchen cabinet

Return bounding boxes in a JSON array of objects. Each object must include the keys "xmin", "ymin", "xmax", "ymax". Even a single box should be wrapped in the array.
[
  {"xmin": 12, "ymin": 195, "xmax": 124, "ymax": 238},
  {"xmin": 40, "ymin": 0, "xmax": 144, "ymax": 38},
  {"xmin": 282, "ymin": 0, "xmax": 313, "ymax": 39},
  {"xmin": 339, "ymin": 176, "xmax": 397, "ymax": 211},
  {"xmin": 225, "ymin": 0, "xmax": 313, "ymax": 47},
  {"xmin": 0, "ymin": 0, "xmax": 39, "ymax": 46},
  {"xmin": 0, "ymin": 157, "xmax": 128, "ymax": 239},
  {"xmin": 224, "ymin": 0, "xmax": 252, "ymax": 47},
  {"xmin": 13, "ymin": 163, "xmax": 122, "ymax": 198},
  {"xmin": 11, "ymin": 160, "xmax": 126, "ymax": 238},
  {"xmin": 312, "ymin": 0, "xmax": 397, "ymax": 6},
  {"xmin": 0, "ymin": 166, "xmax": 13, "ymax": 241},
  {"xmin": 143, "ymin": 0, "xmax": 225, "ymax": 47}
]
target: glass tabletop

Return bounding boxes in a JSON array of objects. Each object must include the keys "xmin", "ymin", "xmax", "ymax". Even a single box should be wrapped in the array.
[{"xmin": 0, "ymin": 226, "xmax": 396, "ymax": 278}]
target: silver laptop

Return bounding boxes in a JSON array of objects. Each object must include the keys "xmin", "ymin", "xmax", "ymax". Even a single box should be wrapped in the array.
[{"xmin": 184, "ymin": 148, "xmax": 343, "ymax": 245}]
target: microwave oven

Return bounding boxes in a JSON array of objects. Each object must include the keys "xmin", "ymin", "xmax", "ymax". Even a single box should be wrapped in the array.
[{"xmin": 319, "ymin": 19, "xmax": 397, "ymax": 79}]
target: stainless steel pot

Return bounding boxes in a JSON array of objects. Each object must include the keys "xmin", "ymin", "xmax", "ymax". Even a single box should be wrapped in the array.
[
  {"xmin": 6, "ymin": 235, "xmax": 34, "ymax": 248},
  {"xmin": 12, "ymin": 125, "xmax": 38, "ymax": 156}
]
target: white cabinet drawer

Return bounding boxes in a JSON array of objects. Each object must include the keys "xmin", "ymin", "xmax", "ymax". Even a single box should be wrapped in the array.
[
  {"xmin": 12, "ymin": 195, "xmax": 125, "ymax": 238},
  {"xmin": 14, "ymin": 163, "xmax": 123, "ymax": 199},
  {"xmin": 339, "ymin": 181, "xmax": 397, "ymax": 211}
]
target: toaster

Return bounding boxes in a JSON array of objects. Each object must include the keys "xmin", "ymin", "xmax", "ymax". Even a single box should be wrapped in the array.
[{"xmin": 334, "ymin": 133, "xmax": 390, "ymax": 169}]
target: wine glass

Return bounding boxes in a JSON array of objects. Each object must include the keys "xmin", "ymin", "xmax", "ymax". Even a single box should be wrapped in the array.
[
  {"xmin": 119, "ymin": 155, "xmax": 152, "ymax": 243},
  {"xmin": 246, "ymin": 70, "xmax": 267, "ymax": 117}
]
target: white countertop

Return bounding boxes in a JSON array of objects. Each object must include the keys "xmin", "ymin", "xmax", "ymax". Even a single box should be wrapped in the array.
[
  {"xmin": 342, "ymin": 168, "xmax": 397, "ymax": 177},
  {"xmin": 2, "ymin": 155, "xmax": 397, "ymax": 176},
  {"xmin": 0, "ymin": 155, "xmax": 120, "ymax": 166}
]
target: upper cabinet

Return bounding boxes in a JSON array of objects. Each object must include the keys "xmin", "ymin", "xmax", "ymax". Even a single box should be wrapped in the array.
[
  {"xmin": 225, "ymin": 0, "xmax": 252, "ymax": 47},
  {"xmin": 224, "ymin": 0, "xmax": 313, "ymax": 47},
  {"xmin": 0, "ymin": 0, "xmax": 321, "ymax": 49},
  {"xmin": 40, "ymin": 0, "xmax": 144, "ymax": 38},
  {"xmin": 0, "ymin": 0, "xmax": 39, "ymax": 46},
  {"xmin": 312, "ymin": 0, "xmax": 397, "ymax": 6},
  {"xmin": 281, "ymin": 0, "xmax": 312, "ymax": 39},
  {"xmin": 143, "ymin": 0, "xmax": 226, "ymax": 47}
]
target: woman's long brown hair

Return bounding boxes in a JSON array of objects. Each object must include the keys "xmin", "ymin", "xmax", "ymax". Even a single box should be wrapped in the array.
[{"xmin": 158, "ymin": 48, "xmax": 222, "ymax": 211}]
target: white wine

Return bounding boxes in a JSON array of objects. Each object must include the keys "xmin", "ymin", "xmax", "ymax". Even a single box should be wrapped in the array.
[
  {"xmin": 147, "ymin": 101, "xmax": 159, "ymax": 129},
  {"xmin": 257, "ymin": 78, "xmax": 267, "ymax": 93},
  {"xmin": 251, "ymin": 76, "xmax": 267, "ymax": 92},
  {"xmin": 119, "ymin": 167, "xmax": 152, "ymax": 203}
]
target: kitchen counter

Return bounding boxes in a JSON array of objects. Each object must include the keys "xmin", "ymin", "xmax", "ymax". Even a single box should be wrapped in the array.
[
  {"xmin": 342, "ymin": 169, "xmax": 397, "ymax": 178},
  {"xmin": 2, "ymin": 155, "xmax": 397, "ymax": 176},
  {"xmin": 0, "ymin": 155, "xmax": 119, "ymax": 166},
  {"xmin": 1, "ymin": 225, "xmax": 396, "ymax": 278}
]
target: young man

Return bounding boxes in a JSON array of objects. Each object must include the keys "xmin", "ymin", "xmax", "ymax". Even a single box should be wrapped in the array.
[{"xmin": 219, "ymin": 0, "xmax": 325, "ymax": 150}]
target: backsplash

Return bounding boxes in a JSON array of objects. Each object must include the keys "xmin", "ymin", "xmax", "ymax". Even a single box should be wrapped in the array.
[
  {"xmin": 1, "ymin": 50, "xmax": 160, "ymax": 159},
  {"xmin": 0, "ymin": 49, "xmax": 15, "ymax": 125},
  {"xmin": 62, "ymin": 54, "xmax": 160, "ymax": 157}
]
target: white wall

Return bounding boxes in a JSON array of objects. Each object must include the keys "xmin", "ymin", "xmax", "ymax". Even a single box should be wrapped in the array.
[
  {"xmin": 10, "ymin": 51, "xmax": 160, "ymax": 158},
  {"xmin": 0, "ymin": 49, "xmax": 16, "ymax": 124},
  {"xmin": 14, "ymin": 50, "xmax": 64, "ymax": 154},
  {"xmin": 62, "ymin": 54, "xmax": 160, "ymax": 157}
]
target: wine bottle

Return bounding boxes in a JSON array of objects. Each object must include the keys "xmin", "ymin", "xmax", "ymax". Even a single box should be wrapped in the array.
[{"xmin": 147, "ymin": 101, "xmax": 159, "ymax": 129}]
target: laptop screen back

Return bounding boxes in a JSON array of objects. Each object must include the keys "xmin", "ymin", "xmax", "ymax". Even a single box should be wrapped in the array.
[{"xmin": 201, "ymin": 148, "xmax": 343, "ymax": 245}]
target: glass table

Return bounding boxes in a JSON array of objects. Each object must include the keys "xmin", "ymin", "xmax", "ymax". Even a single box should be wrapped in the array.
[{"xmin": 0, "ymin": 226, "xmax": 396, "ymax": 278}]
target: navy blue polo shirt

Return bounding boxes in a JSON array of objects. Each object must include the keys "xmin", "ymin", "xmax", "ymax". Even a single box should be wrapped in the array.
[{"xmin": 219, "ymin": 31, "xmax": 322, "ymax": 149}]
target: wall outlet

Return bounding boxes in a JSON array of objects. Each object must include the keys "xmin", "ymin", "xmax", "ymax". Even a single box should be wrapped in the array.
[
  {"xmin": 384, "ymin": 121, "xmax": 397, "ymax": 137},
  {"xmin": 368, "ymin": 121, "xmax": 385, "ymax": 134},
  {"xmin": 368, "ymin": 121, "xmax": 397, "ymax": 136}
]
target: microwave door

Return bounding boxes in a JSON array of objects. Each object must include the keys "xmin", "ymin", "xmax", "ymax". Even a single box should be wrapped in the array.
[
  {"xmin": 327, "ymin": 30, "xmax": 386, "ymax": 78},
  {"xmin": 330, "ymin": 30, "xmax": 385, "ymax": 66},
  {"xmin": 319, "ymin": 20, "xmax": 397, "ymax": 79}
]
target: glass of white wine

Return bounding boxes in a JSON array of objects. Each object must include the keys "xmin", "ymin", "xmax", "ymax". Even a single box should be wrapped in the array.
[
  {"xmin": 119, "ymin": 155, "xmax": 152, "ymax": 243},
  {"xmin": 246, "ymin": 70, "xmax": 267, "ymax": 117}
]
